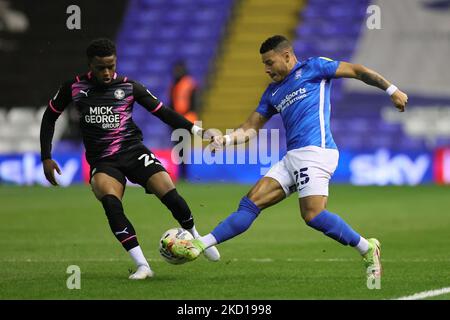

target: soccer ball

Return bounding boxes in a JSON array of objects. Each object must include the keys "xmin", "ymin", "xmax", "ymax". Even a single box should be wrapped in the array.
[{"xmin": 159, "ymin": 228, "xmax": 193, "ymax": 265}]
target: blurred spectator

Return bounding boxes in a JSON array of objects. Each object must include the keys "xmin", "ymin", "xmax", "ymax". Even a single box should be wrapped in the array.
[
  {"xmin": 0, "ymin": 0, "xmax": 28, "ymax": 33},
  {"xmin": 0, "ymin": 0, "xmax": 28, "ymax": 53},
  {"xmin": 169, "ymin": 61, "xmax": 201, "ymax": 179},
  {"xmin": 169, "ymin": 61, "xmax": 200, "ymax": 123}
]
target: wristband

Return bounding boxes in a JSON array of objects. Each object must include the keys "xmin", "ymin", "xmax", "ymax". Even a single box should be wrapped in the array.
[
  {"xmin": 191, "ymin": 125, "xmax": 203, "ymax": 137},
  {"xmin": 386, "ymin": 84, "xmax": 398, "ymax": 96},
  {"xmin": 223, "ymin": 135, "xmax": 232, "ymax": 146}
]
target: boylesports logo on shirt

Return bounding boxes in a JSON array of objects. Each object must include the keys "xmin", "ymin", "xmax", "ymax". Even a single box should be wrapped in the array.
[
  {"xmin": 84, "ymin": 106, "xmax": 120, "ymax": 129},
  {"xmin": 275, "ymin": 88, "xmax": 307, "ymax": 112}
]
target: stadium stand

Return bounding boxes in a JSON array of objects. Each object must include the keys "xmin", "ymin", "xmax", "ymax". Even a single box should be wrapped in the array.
[
  {"xmin": 201, "ymin": 0, "xmax": 304, "ymax": 133},
  {"xmin": 115, "ymin": 0, "xmax": 235, "ymax": 149},
  {"xmin": 0, "ymin": 0, "xmax": 127, "ymax": 153},
  {"xmin": 343, "ymin": 0, "xmax": 450, "ymax": 150},
  {"xmin": 1, "ymin": 0, "xmax": 448, "ymax": 158}
]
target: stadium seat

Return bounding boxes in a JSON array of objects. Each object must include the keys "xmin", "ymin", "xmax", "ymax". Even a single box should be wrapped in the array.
[
  {"xmin": 0, "ymin": 109, "xmax": 7, "ymax": 124},
  {"xmin": 35, "ymin": 106, "xmax": 47, "ymax": 122},
  {"xmin": 7, "ymin": 107, "xmax": 36, "ymax": 124}
]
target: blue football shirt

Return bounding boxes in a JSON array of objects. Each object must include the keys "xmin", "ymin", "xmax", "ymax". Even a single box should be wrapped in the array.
[{"xmin": 256, "ymin": 57, "xmax": 340, "ymax": 151}]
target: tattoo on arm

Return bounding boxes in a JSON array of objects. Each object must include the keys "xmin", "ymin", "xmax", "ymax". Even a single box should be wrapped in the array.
[{"xmin": 359, "ymin": 69, "xmax": 390, "ymax": 90}]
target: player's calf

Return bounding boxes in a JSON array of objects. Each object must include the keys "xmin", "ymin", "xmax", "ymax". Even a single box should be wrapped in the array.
[
  {"xmin": 101, "ymin": 194, "xmax": 139, "ymax": 250},
  {"xmin": 304, "ymin": 207, "xmax": 381, "ymax": 280},
  {"xmin": 210, "ymin": 196, "xmax": 261, "ymax": 243},
  {"xmin": 305, "ymin": 209, "xmax": 361, "ymax": 247},
  {"xmin": 160, "ymin": 189, "xmax": 195, "ymax": 230},
  {"xmin": 101, "ymin": 194, "xmax": 153, "ymax": 276}
]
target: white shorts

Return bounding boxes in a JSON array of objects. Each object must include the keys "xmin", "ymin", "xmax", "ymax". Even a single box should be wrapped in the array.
[{"xmin": 265, "ymin": 146, "xmax": 339, "ymax": 198}]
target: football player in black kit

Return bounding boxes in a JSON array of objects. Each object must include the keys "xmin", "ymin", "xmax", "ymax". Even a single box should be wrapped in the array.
[{"xmin": 40, "ymin": 38, "xmax": 220, "ymax": 279}]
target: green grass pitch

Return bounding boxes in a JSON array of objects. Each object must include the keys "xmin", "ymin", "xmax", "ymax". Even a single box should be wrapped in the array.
[{"xmin": 1, "ymin": 183, "xmax": 449, "ymax": 300}]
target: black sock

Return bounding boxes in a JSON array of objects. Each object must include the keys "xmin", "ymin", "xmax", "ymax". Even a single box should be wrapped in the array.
[
  {"xmin": 101, "ymin": 194, "xmax": 139, "ymax": 251},
  {"xmin": 160, "ymin": 189, "xmax": 194, "ymax": 229}
]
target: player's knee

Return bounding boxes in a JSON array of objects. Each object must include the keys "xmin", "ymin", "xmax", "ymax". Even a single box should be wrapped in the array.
[
  {"xmin": 92, "ymin": 183, "xmax": 122, "ymax": 201},
  {"xmin": 161, "ymin": 189, "xmax": 189, "ymax": 212},
  {"xmin": 247, "ymin": 179, "xmax": 276, "ymax": 209},
  {"xmin": 91, "ymin": 173, "xmax": 124, "ymax": 200},
  {"xmin": 101, "ymin": 194, "xmax": 124, "ymax": 217},
  {"xmin": 246, "ymin": 190, "xmax": 261, "ymax": 206},
  {"xmin": 300, "ymin": 196, "xmax": 327, "ymax": 223},
  {"xmin": 300, "ymin": 207, "xmax": 324, "ymax": 223}
]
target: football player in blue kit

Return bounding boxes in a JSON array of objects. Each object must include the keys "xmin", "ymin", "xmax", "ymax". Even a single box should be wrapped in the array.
[{"xmin": 163, "ymin": 35, "xmax": 408, "ymax": 282}]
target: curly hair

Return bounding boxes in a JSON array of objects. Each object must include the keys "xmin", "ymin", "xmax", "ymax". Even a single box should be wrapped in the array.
[{"xmin": 86, "ymin": 38, "xmax": 116, "ymax": 60}]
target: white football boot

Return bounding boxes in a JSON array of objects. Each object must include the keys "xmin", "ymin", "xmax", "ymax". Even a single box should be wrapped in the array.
[
  {"xmin": 129, "ymin": 265, "xmax": 154, "ymax": 280},
  {"xmin": 187, "ymin": 228, "xmax": 221, "ymax": 262},
  {"xmin": 203, "ymin": 245, "xmax": 220, "ymax": 262},
  {"xmin": 191, "ymin": 234, "xmax": 220, "ymax": 262}
]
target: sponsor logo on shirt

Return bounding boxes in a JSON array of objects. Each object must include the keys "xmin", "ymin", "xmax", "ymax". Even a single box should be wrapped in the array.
[
  {"xmin": 84, "ymin": 106, "xmax": 120, "ymax": 129},
  {"xmin": 275, "ymin": 88, "xmax": 307, "ymax": 112}
]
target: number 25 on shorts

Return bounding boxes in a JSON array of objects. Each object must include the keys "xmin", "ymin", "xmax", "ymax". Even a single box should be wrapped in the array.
[{"xmin": 294, "ymin": 167, "xmax": 309, "ymax": 189}]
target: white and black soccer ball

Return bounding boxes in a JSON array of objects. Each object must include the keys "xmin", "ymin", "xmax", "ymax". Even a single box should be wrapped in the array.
[{"xmin": 159, "ymin": 228, "xmax": 193, "ymax": 265}]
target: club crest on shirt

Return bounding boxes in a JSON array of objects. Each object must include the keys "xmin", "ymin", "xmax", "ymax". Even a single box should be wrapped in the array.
[{"xmin": 114, "ymin": 89, "xmax": 125, "ymax": 100}]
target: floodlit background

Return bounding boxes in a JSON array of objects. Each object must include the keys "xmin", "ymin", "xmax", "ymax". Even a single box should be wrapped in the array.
[
  {"xmin": 1, "ymin": 0, "xmax": 449, "ymax": 185},
  {"xmin": 0, "ymin": 0, "xmax": 449, "ymax": 300}
]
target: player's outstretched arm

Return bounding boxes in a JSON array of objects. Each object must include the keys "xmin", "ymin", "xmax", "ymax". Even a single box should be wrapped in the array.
[
  {"xmin": 40, "ymin": 82, "xmax": 71, "ymax": 186},
  {"xmin": 40, "ymin": 108, "xmax": 62, "ymax": 186},
  {"xmin": 211, "ymin": 111, "xmax": 268, "ymax": 149},
  {"xmin": 334, "ymin": 62, "xmax": 408, "ymax": 112},
  {"xmin": 133, "ymin": 81, "xmax": 206, "ymax": 137}
]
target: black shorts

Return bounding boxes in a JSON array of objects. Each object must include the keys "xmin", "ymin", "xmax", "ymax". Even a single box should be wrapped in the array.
[{"xmin": 89, "ymin": 144, "xmax": 167, "ymax": 193}]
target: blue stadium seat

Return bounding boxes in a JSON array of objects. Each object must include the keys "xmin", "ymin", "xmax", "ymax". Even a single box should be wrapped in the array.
[{"xmin": 117, "ymin": 0, "xmax": 235, "ymax": 148}]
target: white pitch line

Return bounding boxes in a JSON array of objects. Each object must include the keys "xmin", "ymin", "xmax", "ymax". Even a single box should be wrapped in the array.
[
  {"xmin": 394, "ymin": 287, "xmax": 450, "ymax": 300},
  {"xmin": 2, "ymin": 257, "xmax": 450, "ymax": 263},
  {"xmin": 250, "ymin": 258, "xmax": 273, "ymax": 262}
]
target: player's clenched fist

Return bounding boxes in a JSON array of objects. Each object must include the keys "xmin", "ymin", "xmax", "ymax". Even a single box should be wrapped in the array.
[
  {"xmin": 391, "ymin": 89, "xmax": 408, "ymax": 112},
  {"xmin": 43, "ymin": 159, "xmax": 61, "ymax": 186},
  {"xmin": 207, "ymin": 135, "xmax": 225, "ymax": 153},
  {"xmin": 211, "ymin": 135, "xmax": 225, "ymax": 149},
  {"xmin": 202, "ymin": 128, "xmax": 222, "ymax": 140}
]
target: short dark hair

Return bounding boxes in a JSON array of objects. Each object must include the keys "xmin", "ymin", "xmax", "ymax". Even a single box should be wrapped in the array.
[
  {"xmin": 259, "ymin": 35, "xmax": 292, "ymax": 54},
  {"xmin": 86, "ymin": 38, "xmax": 116, "ymax": 60}
]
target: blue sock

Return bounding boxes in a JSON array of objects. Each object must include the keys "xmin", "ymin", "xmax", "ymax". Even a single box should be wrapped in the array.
[
  {"xmin": 211, "ymin": 197, "xmax": 261, "ymax": 244},
  {"xmin": 306, "ymin": 210, "xmax": 360, "ymax": 246}
]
